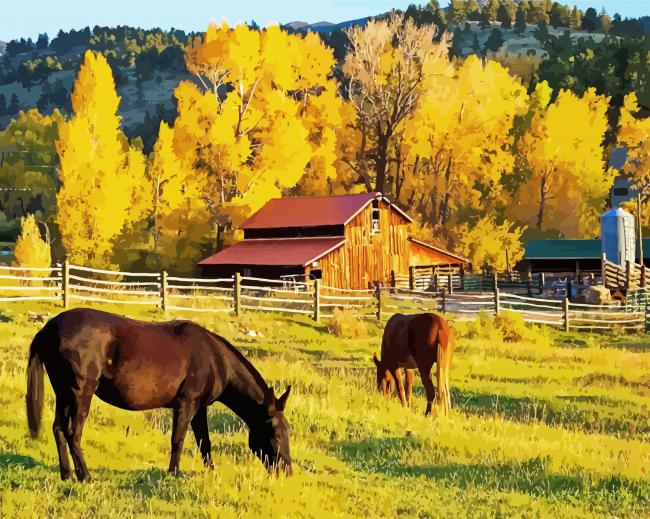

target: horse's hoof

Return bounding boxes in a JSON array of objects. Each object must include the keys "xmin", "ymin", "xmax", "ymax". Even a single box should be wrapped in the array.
[
  {"xmin": 75, "ymin": 472, "xmax": 92, "ymax": 483},
  {"xmin": 60, "ymin": 471, "xmax": 71, "ymax": 481}
]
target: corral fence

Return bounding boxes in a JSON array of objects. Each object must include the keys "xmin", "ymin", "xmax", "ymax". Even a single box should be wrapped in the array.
[
  {"xmin": 393, "ymin": 265, "xmax": 543, "ymax": 296},
  {"xmin": 0, "ymin": 261, "xmax": 647, "ymax": 333}
]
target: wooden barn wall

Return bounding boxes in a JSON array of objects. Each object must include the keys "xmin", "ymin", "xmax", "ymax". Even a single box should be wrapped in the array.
[
  {"xmin": 314, "ymin": 203, "xmax": 409, "ymax": 289},
  {"xmin": 407, "ymin": 241, "xmax": 462, "ymax": 266}
]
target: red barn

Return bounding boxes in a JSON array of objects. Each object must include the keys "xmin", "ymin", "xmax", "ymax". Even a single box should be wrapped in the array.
[{"xmin": 199, "ymin": 192, "xmax": 464, "ymax": 289}]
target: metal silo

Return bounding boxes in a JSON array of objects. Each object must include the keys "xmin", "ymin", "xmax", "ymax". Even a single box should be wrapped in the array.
[{"xmin": 601, "ymin": 207, "xmax": 635, "ymax": 266}]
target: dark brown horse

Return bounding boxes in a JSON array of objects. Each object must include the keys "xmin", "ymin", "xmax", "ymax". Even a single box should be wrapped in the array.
[
  {"xmin": 373, "ymin": 313, "xmax": 454, "ymax": 416},
  {"xmin": 26, "ymin": 308, "xmax": 292, "ymax": 481}
]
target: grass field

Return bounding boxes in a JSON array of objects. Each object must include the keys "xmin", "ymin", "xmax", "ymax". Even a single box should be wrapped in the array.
[{"xmin": 0, "ymin": 303, "xmax": 649, "ymax": 518}]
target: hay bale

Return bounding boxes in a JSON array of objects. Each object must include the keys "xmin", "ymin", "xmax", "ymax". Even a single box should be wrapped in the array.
[{"xmin": 584, "ymin": 285, "xmax": 612, "ymax": 305}]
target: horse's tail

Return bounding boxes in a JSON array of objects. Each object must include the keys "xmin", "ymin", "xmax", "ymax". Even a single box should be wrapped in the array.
[
  {"xmin": 436, "ymin": 318, "xmax": 454, "ymax": 414},
  {"xmin": 26, "ymin": 326, "xmax": 48, "ymax": 438}
]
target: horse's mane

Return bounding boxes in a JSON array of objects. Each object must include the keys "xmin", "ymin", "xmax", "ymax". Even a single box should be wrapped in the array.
[{"xmin": 203, "ymin": 328, "xmax": 273, "ymax": 399}]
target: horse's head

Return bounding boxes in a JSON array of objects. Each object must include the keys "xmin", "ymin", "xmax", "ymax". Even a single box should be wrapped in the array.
[
  {"xmin": 372, "ymin": 353, "xmax": 395, "ymax": 396},
  {"xmin": 249, "ymin": 386, "xmax": 292, "ymax": 476}
]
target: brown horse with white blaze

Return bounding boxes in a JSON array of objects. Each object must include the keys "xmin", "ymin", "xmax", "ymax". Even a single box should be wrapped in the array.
[
  {"xmin": 26, "ymin": 308, "xmax": 292, "ymax": 481},
  {"xmin": 373, "ymin": 313, "xmax": 454, "ymax": 416}
]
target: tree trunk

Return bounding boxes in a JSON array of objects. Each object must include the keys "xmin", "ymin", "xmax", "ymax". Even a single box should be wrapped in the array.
[
  {"xmin": 374, "ymin": 133, "xmax": 390, "ymax": 194},
  {"xmin": 537, "ymin": 175, "xmax": 547, "ymax": 231}
]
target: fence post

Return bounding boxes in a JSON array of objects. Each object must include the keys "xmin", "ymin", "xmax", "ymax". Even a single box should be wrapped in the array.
[
  {"xmin": 375, "ymin": 282, "xmax": 382, "ymax": 320},
  {"xmin": 62, "ymin": 259, "xmax": 70, "ymax": 309},
  {"xmin": 601, "ymin": 253, "xmax": 607, "ymax": 287},
  {"xmin": 390, "ymin": 270, "xmax": 396, "ymax": 288},
  {"xmin": 234, "ymin": 272, "xmax": 241, "ymax": 317},
  {"xmin": 313, "ymin": 278, "xmax": 321, "ymax": 322},
  {"xmin": 563, "ymin": 297, "xmax": 570, "ymax": 332},
  {"xmin": 494, "ymin": 286, "xmax": 500, "ymax": 316},
  {"xmin": 539, "ymin": 272, "xmax": 545, "ymax": 292},
  {"xmin": 448, "ymin": 273, "xmax": 453, "ymax": 295},
  {"xmin": 493, "ymin": 271, "xmax": 498, "ymax": 292},
  {"xmin": 409, "ymin": 266, "xmax": 415, "ymax": 291},
  {"xmin": 626, "ymin": 260, "xmax": 632, "ymax": 289},
  {"xmin": 161, "ymin": 270, "xmax": 168, "ymax": 312},
  {"xmin": 441, "ymin": 288, "xmax": 446, "ymax": 313}
]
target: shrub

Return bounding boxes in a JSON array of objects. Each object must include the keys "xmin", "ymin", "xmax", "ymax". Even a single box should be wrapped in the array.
[
  {"xmin": 494, "ymin": 311, "xmax": 528, "ymax": 342},
  {"xmin": 328, "ymin": 307, "xmax": 369, "ymax": 339}
]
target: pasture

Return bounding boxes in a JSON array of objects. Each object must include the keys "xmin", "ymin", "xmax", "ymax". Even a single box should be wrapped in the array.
[{"xmin": 0, "ymin": 304, "xmax": 649, "ymax": 517}]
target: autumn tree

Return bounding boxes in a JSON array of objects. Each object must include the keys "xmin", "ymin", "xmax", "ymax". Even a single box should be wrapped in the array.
[
  {"xmin": 450, "ymin": 216, "xmax": 525, "ymax": 271},
  {"xmin": 617, "ymin": 93, "xmax": 650, "ymax": 206},
  {"xmin": 13, "ymin": 213, "xmax": 51, "ymax": 280},
  {"xmin": 509, "ymin": 83, "xmax": 612, "ymax": 236},
  {"xmin": 56, "ymin": 50, "xmax": 150, "ymax": 268},
  {"xmin": 342, "ymin": 15, "xmax": 446, "ymax": 194},
  {"xmin": 14, "ymin": 213, "xmax": 51, "ymax": 267},
  {"xmin": 147, "ymin": 121, "xmax": 211, "ymax": 273},
  {"xmin": 180, "ymin": 22, "xmax": 343, "ymax": 245},
  {"xmin": 398, "ymin": 56, "xmax": 528, "ymax": 234}
]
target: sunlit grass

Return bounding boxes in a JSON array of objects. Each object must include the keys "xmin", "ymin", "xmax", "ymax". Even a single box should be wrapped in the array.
[{"xmin": 0, "ymin": 302, "xmax": 649, "ymax": 517}]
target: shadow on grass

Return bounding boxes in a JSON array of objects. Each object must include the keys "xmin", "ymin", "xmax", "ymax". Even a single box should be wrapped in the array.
[
  {"xmin": 207, "ymin": 407, "xmax": 245, "ymax": 435},
  {"xmin": 331, "ymin": 436, "xmax": 650, "ymax": 510},
  {"xmin": 0, "ymin": 453, "xmax": 40, "ymax": 470},
  {"xmin": 400, "ymin": 387, "xmax": 650, "ymax": 441}
]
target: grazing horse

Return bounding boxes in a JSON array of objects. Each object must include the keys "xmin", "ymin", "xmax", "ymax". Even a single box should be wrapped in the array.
[
  {"xmin": 26, "ymin": 308, "xmax": 292, "ymax": 482},
  {"xmin": 373, "ymin": 313, "xmax": 454, "ymax": 416}
]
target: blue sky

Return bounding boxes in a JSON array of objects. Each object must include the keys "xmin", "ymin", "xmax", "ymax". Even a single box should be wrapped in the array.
[{"xmin": 2, "ymin": 1, "xmax": 649, "ymax": 42}]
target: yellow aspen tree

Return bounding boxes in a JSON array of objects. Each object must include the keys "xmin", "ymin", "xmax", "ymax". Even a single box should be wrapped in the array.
[
  {"xmin": 400, "ymin": 55, "xmax": 528, "ymax": 233},
  {"xmin": 180, "ymin": 22, "xmax": 343, "ymax": 244},
  {"xmin": 148, "ymin": 122, "xmax": 211, "ymax": 273},
  {"xmin": 618, "ymin": 93, "xmax": 650, "ymax": 193},
  {"xmin": 56, "ymin": 50, "xmax": 150, "ymax": 268},
  {"xmin": 450, "ymin": 216, "xmax": 525, "ymax": 271},
  {"xmin": 13, "ymin": 213, "xmax": 51, "ymax": 282},
  {"xmin": 511, "ymin": 86, "xmax": 613, "ymax": 236}
]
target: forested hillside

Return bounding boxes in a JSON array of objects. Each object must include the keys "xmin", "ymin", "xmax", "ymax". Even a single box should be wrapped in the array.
[{"xmin": 1, "ymin": 1, "xmax": 649, "ymax": 275}]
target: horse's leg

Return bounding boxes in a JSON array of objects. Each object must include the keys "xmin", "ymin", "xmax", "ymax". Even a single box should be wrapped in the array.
[
  {"xmin": 168, "ymin": 398, "xmax": 198, "ymax": 474},
  {"xmin": 405, "ymin": 369, "xmax": 414, "ymax": 406},
  {"xmin": 191, "ymin": 406, "xmax": 214, "ymax": 469},
  {"xmin": 64, "ymin": 381, "xmax": 96, "ymax": 482},
  {"xmin": 52, "ymin": 399, "xmax": 72, "ymax": 480},
  {"xmin": 391, "ymin": 369, "xmax": 407, "ymax": 407},
  {"xmin": 417, "ymin": 367, "xmax": 436, "ymax": 417}
]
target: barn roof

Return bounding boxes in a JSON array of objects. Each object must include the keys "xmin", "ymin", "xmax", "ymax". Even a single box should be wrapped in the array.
[
  {"xmin": 525, "ymin": 238, "xmax": 650, "ymax": 260},
  {"xmin": 240, "ymin": 192, "xmax": 412, "ymax": 230},
  {"xmin": 198, "ymin": 237, "xmax": 346, "ymax": 267},
  {"xmin": 407, "ymin": 237, "xmax": 468, "ymax": 264},
  {"xmin": 524, "ymin": 239, "xmax": 602, "ymax": 260}
]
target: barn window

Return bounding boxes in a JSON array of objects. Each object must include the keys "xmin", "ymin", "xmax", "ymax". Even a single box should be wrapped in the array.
[
  {"xmin": 309, "ymin": 269, "xmax": 322, "ymax": 280},
  {"xmin": 613, "ymin": 187, "xmax": 629, "ymax": 196},
  {"xmin": 371, "ymin": 200, "xmax": 380, "ymax": 234}
]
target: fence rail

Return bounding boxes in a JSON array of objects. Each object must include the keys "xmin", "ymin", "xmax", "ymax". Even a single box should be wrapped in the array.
[{"xmin": 0, "ymin": 261, "xmax": 648, "ymax": 333}]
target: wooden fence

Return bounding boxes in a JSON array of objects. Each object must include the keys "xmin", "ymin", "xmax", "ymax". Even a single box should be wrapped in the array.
[
  {"xmin": 0, "ymin": 261, "xmax": 647, "ymax": 332},
  {"xmin": 394, "ymin": 267, "xmax": 542, "ymax": 296},
  {"xmin": 602, "ymin": 254, "xmax": 650, "ymax": 289}
]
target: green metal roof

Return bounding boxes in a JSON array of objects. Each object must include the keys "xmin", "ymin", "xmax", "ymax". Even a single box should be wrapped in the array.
[{"xmin": 525, "ymin": 238, "xmax": 650, "ymax": 260}]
